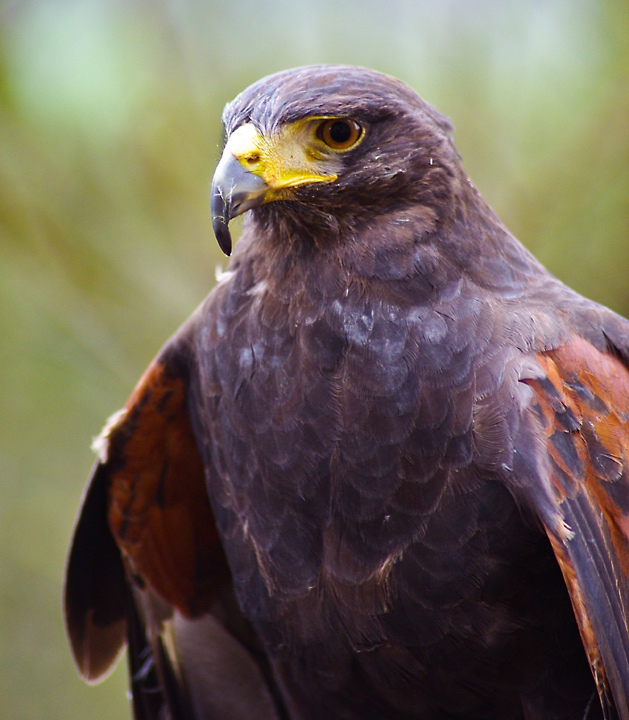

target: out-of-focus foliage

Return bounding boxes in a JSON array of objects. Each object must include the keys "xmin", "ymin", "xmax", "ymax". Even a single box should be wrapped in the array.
[{"xmin": 0, "ymin": 1, "xmax": 627, "ymax": 718}]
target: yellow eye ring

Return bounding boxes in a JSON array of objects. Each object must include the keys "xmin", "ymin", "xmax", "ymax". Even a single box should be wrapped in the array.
[{"xmin": 316, "ymin": 119, "xmax": 363, "ymax": 150}]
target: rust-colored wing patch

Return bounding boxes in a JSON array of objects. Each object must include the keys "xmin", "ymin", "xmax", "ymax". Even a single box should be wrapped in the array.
[
  {"xmin": 103, "ymin": 352, "xmax": 225, "ymax": 618},
  {"xmin": 525, "ymin": 335, "xmax": 629, "ymax": 718},
  {"xmin": 65, "ymin": 343, "xmax": 228, "ymax": 683}
]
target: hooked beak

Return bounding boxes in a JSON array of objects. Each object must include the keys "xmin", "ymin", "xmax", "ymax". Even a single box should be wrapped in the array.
[
  {"xmin": 210, "ymin": 152, "xmax": 268, "ymax": 256},
  {"xmin": 210, "ymin": 122, "xmax": 339, "ymax": 256}
]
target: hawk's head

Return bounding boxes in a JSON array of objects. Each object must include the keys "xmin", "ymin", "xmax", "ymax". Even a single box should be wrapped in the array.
[{"xmin": 211, "ymin": 65, "xmax": 462, "ymax": 256}]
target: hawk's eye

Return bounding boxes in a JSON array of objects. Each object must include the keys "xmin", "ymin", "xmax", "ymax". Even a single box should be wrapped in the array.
[{"xmin": 316, "ymin": 119, "xmax": 363, "ymax": 150}]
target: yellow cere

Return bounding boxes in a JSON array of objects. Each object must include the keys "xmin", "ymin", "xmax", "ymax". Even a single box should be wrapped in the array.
[{"xmin": 223, "ymin": 119, "xmax": 351, "ymax": 200}]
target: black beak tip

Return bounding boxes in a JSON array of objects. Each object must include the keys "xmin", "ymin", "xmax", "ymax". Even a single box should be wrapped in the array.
[
  {"xmin": 214, "ymin": 222, "xmax": 232, "ymax": 256},
  {"xmin": 210, "ymin": 183, "xmax": 232, "ymax": 256}
]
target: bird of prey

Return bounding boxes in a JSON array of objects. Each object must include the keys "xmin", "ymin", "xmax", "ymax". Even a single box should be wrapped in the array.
[{"xmin": 64, "ymin": 65, "xmax": 629, "ymax": 720}]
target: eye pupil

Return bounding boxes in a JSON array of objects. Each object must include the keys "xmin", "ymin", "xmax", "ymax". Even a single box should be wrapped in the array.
[{"xmin": 329, "ymin": 121, "xmax": 351, "ymax": 144}]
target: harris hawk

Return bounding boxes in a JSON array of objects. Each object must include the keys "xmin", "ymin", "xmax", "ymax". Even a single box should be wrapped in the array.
[{"xmin": 64, "ymin": 65, "xmax": 629, "ymax": 720}]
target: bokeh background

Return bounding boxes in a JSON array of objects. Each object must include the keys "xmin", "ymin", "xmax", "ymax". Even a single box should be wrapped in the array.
[{"xmin": 1, "ymin": 0, "xmax": 628, "ymax": 717}]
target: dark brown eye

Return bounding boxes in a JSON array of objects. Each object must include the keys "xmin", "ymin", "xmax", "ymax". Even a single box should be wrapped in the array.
[{"xmin": 316, "ymin": 119, "xmax": 363, "ymax": 150}]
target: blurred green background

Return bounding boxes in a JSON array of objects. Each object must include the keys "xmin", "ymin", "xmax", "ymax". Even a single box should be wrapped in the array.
[{"xmin": 1, "ymin": 0, "xmax": 628, "ymax": 717}]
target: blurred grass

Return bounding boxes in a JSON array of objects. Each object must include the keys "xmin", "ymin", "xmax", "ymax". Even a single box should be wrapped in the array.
[{"xmin": 0, "ymin": 1, "xmax": 627, "ymax": 718}]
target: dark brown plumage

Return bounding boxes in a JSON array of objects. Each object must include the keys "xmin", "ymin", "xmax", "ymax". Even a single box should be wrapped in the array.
[{"xmin": 65, "ymin": 65, "xmax": 629, "ymax": 720}]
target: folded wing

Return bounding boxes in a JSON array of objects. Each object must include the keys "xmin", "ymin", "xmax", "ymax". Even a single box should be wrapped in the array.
[
  {"xmin": 64, "ymin": 335, "xmax": 282, "ymax": 719},
  {"xmin": 525, "ymin": 335, "xmax": 629, "ymax": 720}
]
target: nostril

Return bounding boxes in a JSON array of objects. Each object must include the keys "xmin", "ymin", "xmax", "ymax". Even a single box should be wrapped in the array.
[{"xmin": 246, "ymin": 154, "xmax": 260, "ymax": 165}]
